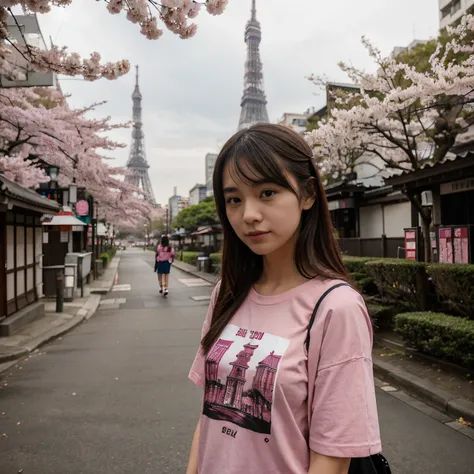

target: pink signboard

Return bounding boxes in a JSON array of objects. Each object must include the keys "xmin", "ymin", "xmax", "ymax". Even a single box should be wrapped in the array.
[
  {"xmin": 438, "ymin": 228, "xmax": 453, "ymax": 264},
  {"xmin": 75, "ymin": 200, "xmax": 89, "ymax": 217},
  {"xmin": 454, "ymin": 227, "xmax": 469, "ymax": 264},
  {"xmin": 404, "ymin": 230, "xmax": 417, "ymax": 260}
]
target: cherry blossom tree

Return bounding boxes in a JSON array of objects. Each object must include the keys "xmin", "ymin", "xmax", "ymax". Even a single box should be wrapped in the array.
[
  {"xmin": 306, "ymin": 14, "xmax": 474, "ymax": 261},
  {"xmin": 0, "ymin": 86, "xmax": 155, "ymax": 226},
  {"xmin": 0, "ymin": 0, "xmax": 229, "ymax": 81}
]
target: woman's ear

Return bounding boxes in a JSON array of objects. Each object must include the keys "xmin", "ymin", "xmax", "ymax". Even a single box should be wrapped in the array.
[{"xmin": 302, "ymin": 177, "xmax": 317, "ymax": 210}]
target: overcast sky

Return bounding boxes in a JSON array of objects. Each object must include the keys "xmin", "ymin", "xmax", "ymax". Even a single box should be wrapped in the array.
[{"xmin": 37, "ymin": 1, "xmax": 439, "ymax": 205}]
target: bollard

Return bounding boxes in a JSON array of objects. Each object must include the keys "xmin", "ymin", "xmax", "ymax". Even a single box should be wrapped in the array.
[
  {"xmin": 56, "ymin": 268, "xmax": 64, "ymax": 313},
  {"xmin": 78, "ymin": 258, "xmax": 84, "ymax": 298}
]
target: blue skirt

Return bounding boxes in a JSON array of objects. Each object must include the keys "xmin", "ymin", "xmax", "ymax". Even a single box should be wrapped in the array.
[{"xmin": 156, "ymin": 261, "xmax": 171, "ymax": 274}]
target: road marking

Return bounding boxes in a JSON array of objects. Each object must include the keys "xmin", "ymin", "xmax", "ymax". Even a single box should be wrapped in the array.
[
  {"xmin": 178, "ymin": 278, "xmax": 211, "ymax": 287},
  {"xmin": 191, "ymin": 296, "xmax": 211, "ymax": 301},
  {"xmin": 100, "ymin": 299, "xmax": 116, "ymax": 305},
  {"xmin": 100, "ymin": 298, "xmax": 127, "ymax": 306},
  {"xmin": 112, "ymin": 284, "xmax": 131, "ymax": 292},
  {"xmin": 380, "ymin": 385, "xmax": 398, "ymax": 392}
]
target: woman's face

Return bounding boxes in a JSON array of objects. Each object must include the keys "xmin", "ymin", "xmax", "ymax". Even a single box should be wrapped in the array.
[{"xmin": 222, "ymin": 161, "xmax": 315, "ymax": 257}]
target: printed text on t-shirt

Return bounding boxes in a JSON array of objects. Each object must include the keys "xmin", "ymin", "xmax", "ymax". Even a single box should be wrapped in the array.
[{"xmin": 235, "ymin": 328, "xmax": 264, "ymax": 340}]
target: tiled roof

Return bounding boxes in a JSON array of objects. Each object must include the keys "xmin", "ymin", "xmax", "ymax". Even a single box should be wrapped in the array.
[{"xmin": 0, "ymin": 174, "xmax": 60, "ymax": 212}]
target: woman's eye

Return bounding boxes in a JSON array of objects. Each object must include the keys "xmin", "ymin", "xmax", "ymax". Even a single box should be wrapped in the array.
[
  {"xmin": 261, "ymin": 190, "xmax": 276, "ymax": 199},
  {"xmin": 226, "ymin": 197, "xmax": 240, "ymax": 204}
]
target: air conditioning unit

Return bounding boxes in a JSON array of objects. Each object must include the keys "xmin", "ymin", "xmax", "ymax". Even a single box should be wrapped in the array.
[{"xmin": 421, "ymin": 190, "xmax": 433, "ymax": 207}]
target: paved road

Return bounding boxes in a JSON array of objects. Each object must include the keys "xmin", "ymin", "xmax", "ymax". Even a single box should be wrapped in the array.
[{"xmin": 1, "ymin": 248, "xmax": 473, "ymax": 473}]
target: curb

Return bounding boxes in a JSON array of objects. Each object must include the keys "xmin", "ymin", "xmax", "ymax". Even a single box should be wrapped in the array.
[
  {"xmin": 90, "ymin": 257, "xmax": 121, "ymax": 295},
  {"xmin": 172, "ymin": 260, "xmax": 218, "ymax": 285},
  {"xmin": 0, "ymin": 294, "xmax": 102, "ymax": 373},
  {"xmin": 373, "ymin": 356, "xmax": 474, "ymax": 423}
]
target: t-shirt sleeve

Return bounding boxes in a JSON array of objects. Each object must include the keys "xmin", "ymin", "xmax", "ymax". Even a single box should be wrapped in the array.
[
  {"xmin": 188, "ymin": 281, "xmax": 221, "ymax": 387},
  {"xmin": 308, "ymin": 286, "xmax": 382, "ymax": 458}
]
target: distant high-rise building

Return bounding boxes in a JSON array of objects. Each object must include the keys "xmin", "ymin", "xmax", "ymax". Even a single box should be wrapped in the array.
[
  {"xmin": 168, "ymin": 187, "xmax": 189, "ymax": 231},
  {"xmin": 440, "ymin": 0, "xmax": 474, "ymax": 29},
  {"xmin": 189, "ymin": 184, "xmax": 207, "ymax": 206},
  {"xmin": 125, "ymin": 66, "xmax": 156, "ymax": 206},
  {"xmin": 238, "ymin": 0, "xmax": 269, "ymax": 130},
  {"xmin": 205, "ymin": 153, "xmax": 218, "ymax": 197},
  {"xmin": 391, "ymin": 39, "xmax": 429, "ymax": 59}
]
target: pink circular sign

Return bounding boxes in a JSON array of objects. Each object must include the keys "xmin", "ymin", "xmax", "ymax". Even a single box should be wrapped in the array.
[{"xmin": 76, "ymin": 200, "xmax": 89, "ymax": 216}]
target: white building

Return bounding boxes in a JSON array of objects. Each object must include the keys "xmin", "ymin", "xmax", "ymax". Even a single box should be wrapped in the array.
[
  {"xmin": 277, "ymin": 113, "xmax": 309, "ymax": 135},
  {"xmin": 440, "ymin": 0, "xmax": 474, "ymax": 29},
  {"xmin": 168, "ymin": 187, "xmax": 189, "ymax": 230},
  {"xmin": 2, "ymin": 14, "xmax": 55, "ymax": 88},
  {"xmin": 189, "ymin": 184, "xmax": 207, "ymax": 206},
  {"xmin": 391, "ymin": 39, "xmax": 429, "ymax": 59},
  {"xmin": 205, "ymin": 153, "xmax": 218, "ymax": 197}
]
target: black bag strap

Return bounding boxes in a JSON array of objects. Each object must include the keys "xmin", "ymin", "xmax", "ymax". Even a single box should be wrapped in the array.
[
  {"xmin": 305, "ymin": 283, "xmax": 350, "ymax": 352},
  {"xmin": 305, "ymin": 282, "xmax": 392, "ymax": 474}
]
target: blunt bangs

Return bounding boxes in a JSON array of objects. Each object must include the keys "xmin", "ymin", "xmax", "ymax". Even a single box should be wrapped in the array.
[{"xmin": 224, "ymin": 135, "xmax": 298, "ymax": 196}]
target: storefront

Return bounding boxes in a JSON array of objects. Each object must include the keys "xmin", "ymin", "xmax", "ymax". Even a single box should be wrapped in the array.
[
  {"xmin": 0, "ymin": 175, "xmax": 60, "ymax": 319},
  {"xmin": 386, "ymin": 152, "xmax": 474, "ymax": 263},
  {"xmin": 325, "ymin": 182, "xmax": 365, "ymax": 239}
]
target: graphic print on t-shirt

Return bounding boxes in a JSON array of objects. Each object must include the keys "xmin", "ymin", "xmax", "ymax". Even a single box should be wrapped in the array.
[{"xmin": 203, "ymin": 324, "xmax": 290, "ymax": 435}]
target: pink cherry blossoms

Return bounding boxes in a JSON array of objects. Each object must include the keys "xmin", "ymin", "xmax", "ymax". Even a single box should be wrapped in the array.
[
  {"xmin": 306, "ymin": 14, "xmax": 474, "ymax": 184},
  {"xmin": 0, "ymin": 86, "xmax": 155, "ymax": 226},
  {"xmin": 0, "ymin": 0, "xmax": 229, "ymax": 80}
]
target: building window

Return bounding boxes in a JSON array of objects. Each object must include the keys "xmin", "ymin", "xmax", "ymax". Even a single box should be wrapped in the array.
[{"xmin": 452, "ymin": 0, "xmax": 461, "ymax": 14}]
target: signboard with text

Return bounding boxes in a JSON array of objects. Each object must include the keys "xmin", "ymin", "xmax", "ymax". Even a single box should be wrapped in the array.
[
  {"xmin": 454, "ymin": 227, "xmax": 469, "ymax": 264},
  {"xmin": 439, "ymin": 228, "xmax": 453, "ymax": 264},
  {"xmin": 76, "ymin": 200, "xmax": 89, "ymax": 216},
  {"xmin": 404, "ymin": 229, "xmax": 417, "ymax": 260}
]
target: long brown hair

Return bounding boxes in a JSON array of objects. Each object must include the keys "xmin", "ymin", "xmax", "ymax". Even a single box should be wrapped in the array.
[{"xmin": 201, "ymin": 123, "xmax": 348, "ymax": 354}]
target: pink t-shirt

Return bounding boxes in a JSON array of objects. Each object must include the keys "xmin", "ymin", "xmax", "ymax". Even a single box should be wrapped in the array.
[
  {"xmin": 156, "ymin": 245, "xmax": 175, "ymax": 262},
  {"xmin": 189, "ymin": 278, "xmax": 381, "ymax": 474}
]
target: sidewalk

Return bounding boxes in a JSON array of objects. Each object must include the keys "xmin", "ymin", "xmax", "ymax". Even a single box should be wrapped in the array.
[
  {"xmin": 0, "ymin": 254, "xmax": 121, "ymax": 374},
  {"xmin": 173, "ymin": 258, "xmax": 474, "ymax": 424},
  {"xmin": 172, "ymin": 259, "xmax": 220, "ymax": 285}
]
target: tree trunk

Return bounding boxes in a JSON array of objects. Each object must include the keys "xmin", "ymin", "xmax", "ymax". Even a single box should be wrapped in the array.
[{"xmin": 420, "ymin": 212, "xmax": 432, "ymax": 263}]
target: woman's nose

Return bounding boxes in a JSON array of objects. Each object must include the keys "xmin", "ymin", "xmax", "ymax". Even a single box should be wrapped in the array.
[{"xmin": 242, "ymin": 201, "xmax": 263, "ymax": 224}]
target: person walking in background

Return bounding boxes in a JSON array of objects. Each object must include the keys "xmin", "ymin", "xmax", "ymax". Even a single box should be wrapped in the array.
[{"xmin": 155, "ymin": 235, "xmax": 175, "ymax": 297}]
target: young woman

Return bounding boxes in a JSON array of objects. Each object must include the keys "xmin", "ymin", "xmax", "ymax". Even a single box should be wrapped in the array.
[
  {"xmin": 186, "ymin": 124, "xmax": 382, "ymax": 474},
  {"xmin": 155, "ymin": 235, "xmax": 175, "ymax": 296}
]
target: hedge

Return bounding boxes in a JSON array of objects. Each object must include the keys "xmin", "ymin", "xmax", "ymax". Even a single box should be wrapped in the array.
[
  {"xmin": 395, "ymin": 312, "xmax": 474, "ymax": 369},
  {"xmin": 210, "ymin": 253, "xmax": 222, "ymax": 265},
  {"xmin": 367, "ymin": 303, "xmax": 398, "ymax": 330},
  {"xmin": 341, "ymin": 256, "xmax": 378, "ymax": 295},
  {"xmin": 342, "ymin": 256, "xmax": 377, "ymax": 274},
  {"xmin": 177, "ymin": 251, "xmax": 200, "ymax": 266},
  {"xmin": 99, "ymin": 252, "xmax": 111, "ymax": 267},
  {"xmin": 366, "ymin": 259, "xmax": 430, "ymax": 310},
  {"xmin": 98, "ymin": 247, "xmax": 117, "ymax": 268},
  {"xmin": 427, "ymin": 264, "xmax": 474, "ymax": 319}
]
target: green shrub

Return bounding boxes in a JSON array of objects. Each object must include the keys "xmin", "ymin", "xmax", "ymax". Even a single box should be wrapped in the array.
[
  {"xmin": 395, "ymin": 312, "xmax": 474, "ymax": 369},
  {"xmin": 367, "ymin": 303, "xmax": 398, "ymax": 330},
  {"xmin": 179, "ymin": 251, "xmax": 200, "ymax": 266},
  {"xmin": 342, "ymin": 257, "xmax": 379, "ymax": 296},
  {"xmin": 210, "ymin": 253, "xmax": 222, "ymax": 269},
  {"xmin": 99, "ymin": 252, "xmax": 110, "ymax": 267},
  {"xmin": 343, "ymin": 256, "xmax": 377, "ymax": 274},
  {"xmin": 427, "ymin": 264, "xmax": 474, "ymax": 319},
  {"xmin": 366, "ymin": 259, "xmax": 430, "ymax": 310}
]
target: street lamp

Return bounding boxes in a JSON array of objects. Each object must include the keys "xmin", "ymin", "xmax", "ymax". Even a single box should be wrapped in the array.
[{"xmin": 48, "ymin": 166, "xmax": 59, "ymax": 189}]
